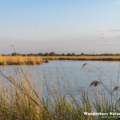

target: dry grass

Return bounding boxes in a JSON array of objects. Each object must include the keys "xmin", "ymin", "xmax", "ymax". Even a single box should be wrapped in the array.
[
  {"xmin": 40, "ymin": 56, "xmax": 120, "ymax": 61},
  {"xmin": 0, "ymin": 56, "xmax": 43, "ymax": 65},
  {"xmin": 1, "ymin": 55, "xmax": 120, "ymax": 65}
]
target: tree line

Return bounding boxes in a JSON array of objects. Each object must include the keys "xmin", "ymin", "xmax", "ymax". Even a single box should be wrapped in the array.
[{"xmin": 1, "ymin": 52, "xmax": 120, "ymax": 56}]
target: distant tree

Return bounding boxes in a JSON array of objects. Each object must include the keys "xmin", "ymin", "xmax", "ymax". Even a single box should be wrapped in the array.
[
  {"xmin": 44, "ymin": 53, "xmax": 49, "ymax": 56},
  {"xmin": 72, "ymin": 53, "xmax": 76, "ymax": 56},
  {"xmin": 81, "ymin": 53, "xmax": 84, "ymax": 55},
  {"xmin": 67, "ymin": 53, "xmax": 71, "ymax": 56},
  {"xmin": 56, "ymin": 54, "xmax": 60, "ymax": 56},
  {"xmin": 116, "ymin": 53, "xmax": 120, "ymax": 56},
  {"xmin": 29, "ymin": 53, "xmax": 34, "ymax": 56},
  {"xmin": 38, "ymin": 53, "xmax": 43, "ymax": 56},
  {"xmin": 49, "ymin": 52, "xmax": 55, "ymax": 56},
  {"xmin": 12, "ymin": 52, "xmax": 17, "ymax": 56},
  {"xmin": 61, "ymin": 53, "xmax": 65, "ymax": 56},
  {"xmin": 105, "ymin": 53, "xmax": 108, "ymax": 56}
]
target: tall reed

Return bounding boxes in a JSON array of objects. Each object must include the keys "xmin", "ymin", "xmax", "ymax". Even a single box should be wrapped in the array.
[{"xmin": 0, "ymin": 62, "xmax": 119, "ymax": 120}]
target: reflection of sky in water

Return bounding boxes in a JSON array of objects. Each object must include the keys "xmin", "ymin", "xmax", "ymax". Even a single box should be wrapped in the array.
[{"xmin": 0, "ymin": 60, "xmax": 120, "ymax": 103}]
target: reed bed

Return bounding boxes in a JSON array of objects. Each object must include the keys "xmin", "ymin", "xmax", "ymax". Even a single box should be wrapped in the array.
[
  {"xmin": 0, "ymin": 56, "xmax": 43, "ymax": 65},
  {"xmin": 0, "ymin": 62, "xmax": 120, "ymax": 120},
  {"xmin": 36, "ymin": 56, "xmax": 120, "ymax": 61},
  {"xmin": 1, "ymin": 55, "xmax": 120, "ymax": 66}
]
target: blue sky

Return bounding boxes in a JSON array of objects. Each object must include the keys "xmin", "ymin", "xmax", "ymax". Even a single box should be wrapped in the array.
[{"xmin": 0, "ymin": 0, "xmax": 120, "ymax": 54}]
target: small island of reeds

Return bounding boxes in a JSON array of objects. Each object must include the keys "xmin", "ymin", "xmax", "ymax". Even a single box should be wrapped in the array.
[{"xmin": 0, "ymin": 55, "xmax": 49, "ymax": 65}]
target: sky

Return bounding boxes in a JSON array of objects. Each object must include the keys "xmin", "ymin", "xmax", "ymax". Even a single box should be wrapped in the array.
[{"xmin": 0, "ymin": 0, "xmax": 120, "ymax": 54}]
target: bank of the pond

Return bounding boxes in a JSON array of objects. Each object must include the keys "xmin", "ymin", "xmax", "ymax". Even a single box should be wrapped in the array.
[
  {"xmin": 0, "ymin": 56, "xmax": 48, "ymax": 65},
  {"xmin": 41, "ymin": 56, "xmax": 120, "ymax": 61},
  {"xmin": 1, "ymin": 56, "xmax": 120, "ymax": 65}
]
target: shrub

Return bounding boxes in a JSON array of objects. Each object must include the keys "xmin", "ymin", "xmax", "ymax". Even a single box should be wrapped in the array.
[
  {"xmin": 67, "ymin": 53, "xmax": 71, "ymax": 56},
  {"xmin": 44, "ymin": 53, "xmax": 49, "ymax": 56},
  {"xmin": 49, "ymin": 52, "xmax": 55, "ymax": 56},
  {"xmin": 12, "ymin": 52, "xmax": 18, "ymax": 56},
  {"xmin": 29, "ymin": 53, "xmax": 34, "ymax": 56},
  {"xmin": 38, "ymin": 53, "xmax": 43, "ymax": 56}
]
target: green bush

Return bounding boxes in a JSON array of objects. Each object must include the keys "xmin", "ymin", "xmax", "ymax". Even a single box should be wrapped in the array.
[
  {"xmin": 49, "ymin": 52, "xmax": 55, "ymax": 56},
  {"xmin": 38, "ymin": 53, "xmax": 43, "ymax": 56},
  {"xmin": 44, "ymin": 53, "xmax": 49, "ymax": 56}
]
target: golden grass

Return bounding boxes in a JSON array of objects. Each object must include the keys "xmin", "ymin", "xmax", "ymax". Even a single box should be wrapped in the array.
[
  {"xmin": 0, "ymin": 56, "xmax": 43, "ymax": 65},
  {"xmin": 41, "ymin": 56, "xmax": 120, "ymax": 60},
  {"xmin": 1, "ymin": 55, "xmax": 120, "ymax": 65}
]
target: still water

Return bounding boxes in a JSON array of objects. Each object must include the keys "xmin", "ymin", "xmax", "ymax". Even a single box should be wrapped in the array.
[{"xmin": 0, "ymin": 60, "xmax": 120, "ymax": 101}]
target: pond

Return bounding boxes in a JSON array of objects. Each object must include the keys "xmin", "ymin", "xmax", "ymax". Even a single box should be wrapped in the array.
[{"xmin": 0, "ymin": 60, "xmax": 120, "ymax": 103}]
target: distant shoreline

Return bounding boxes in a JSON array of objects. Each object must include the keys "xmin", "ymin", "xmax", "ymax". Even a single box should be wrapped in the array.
[
  {"xmin": 40, "ymin": 56, "xmax": 120, "ymax": 61},
  {"xmin": 0, "ymin": 56, "xmax": 120, "ymax": 65}
]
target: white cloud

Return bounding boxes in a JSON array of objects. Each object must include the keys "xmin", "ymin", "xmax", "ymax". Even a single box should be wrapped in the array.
[
  {"xmin": 67, "ymin": 21, "xmax": 70, "ymax": 24},
  {"xmin": 75, "ymin": 25, "xmax": 82, "ymax": 28},
  {"xmin": 101, "ymin": 32, "xmax": 109, "ymax": 37},
  {"xmin": 98, "ymin": 29, "xmax": 120, "ymax": 38},
  {"xmin": 30, "ymin": 27, "xmax": 41, "ymax": 30},
  {"xmin": 109, "ymin": 29, "xmax": 120, "ymax": 32},
  {"xmin": 49, "ymin": 21, "xmax": 53, "ymax": 23},
  {"xmin": 116, "ymin": 1, "xmax": 120, "ymax": 4},
  {"xmin": 56, "ymin": 21, "xmax": 61, "ymax": 24}
]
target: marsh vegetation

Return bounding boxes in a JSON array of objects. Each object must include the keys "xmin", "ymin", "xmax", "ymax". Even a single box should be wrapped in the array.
[
  {"xmin": 0, "ymin": 61, "xmax": 120, "ymax": 119},
  {"xmin": 0, "ymin": 56, "xmax": 44, "ymax": 65},
  {"xmin": 1, "ymin": 55, "xmax": 120, "ymax": 66}
]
